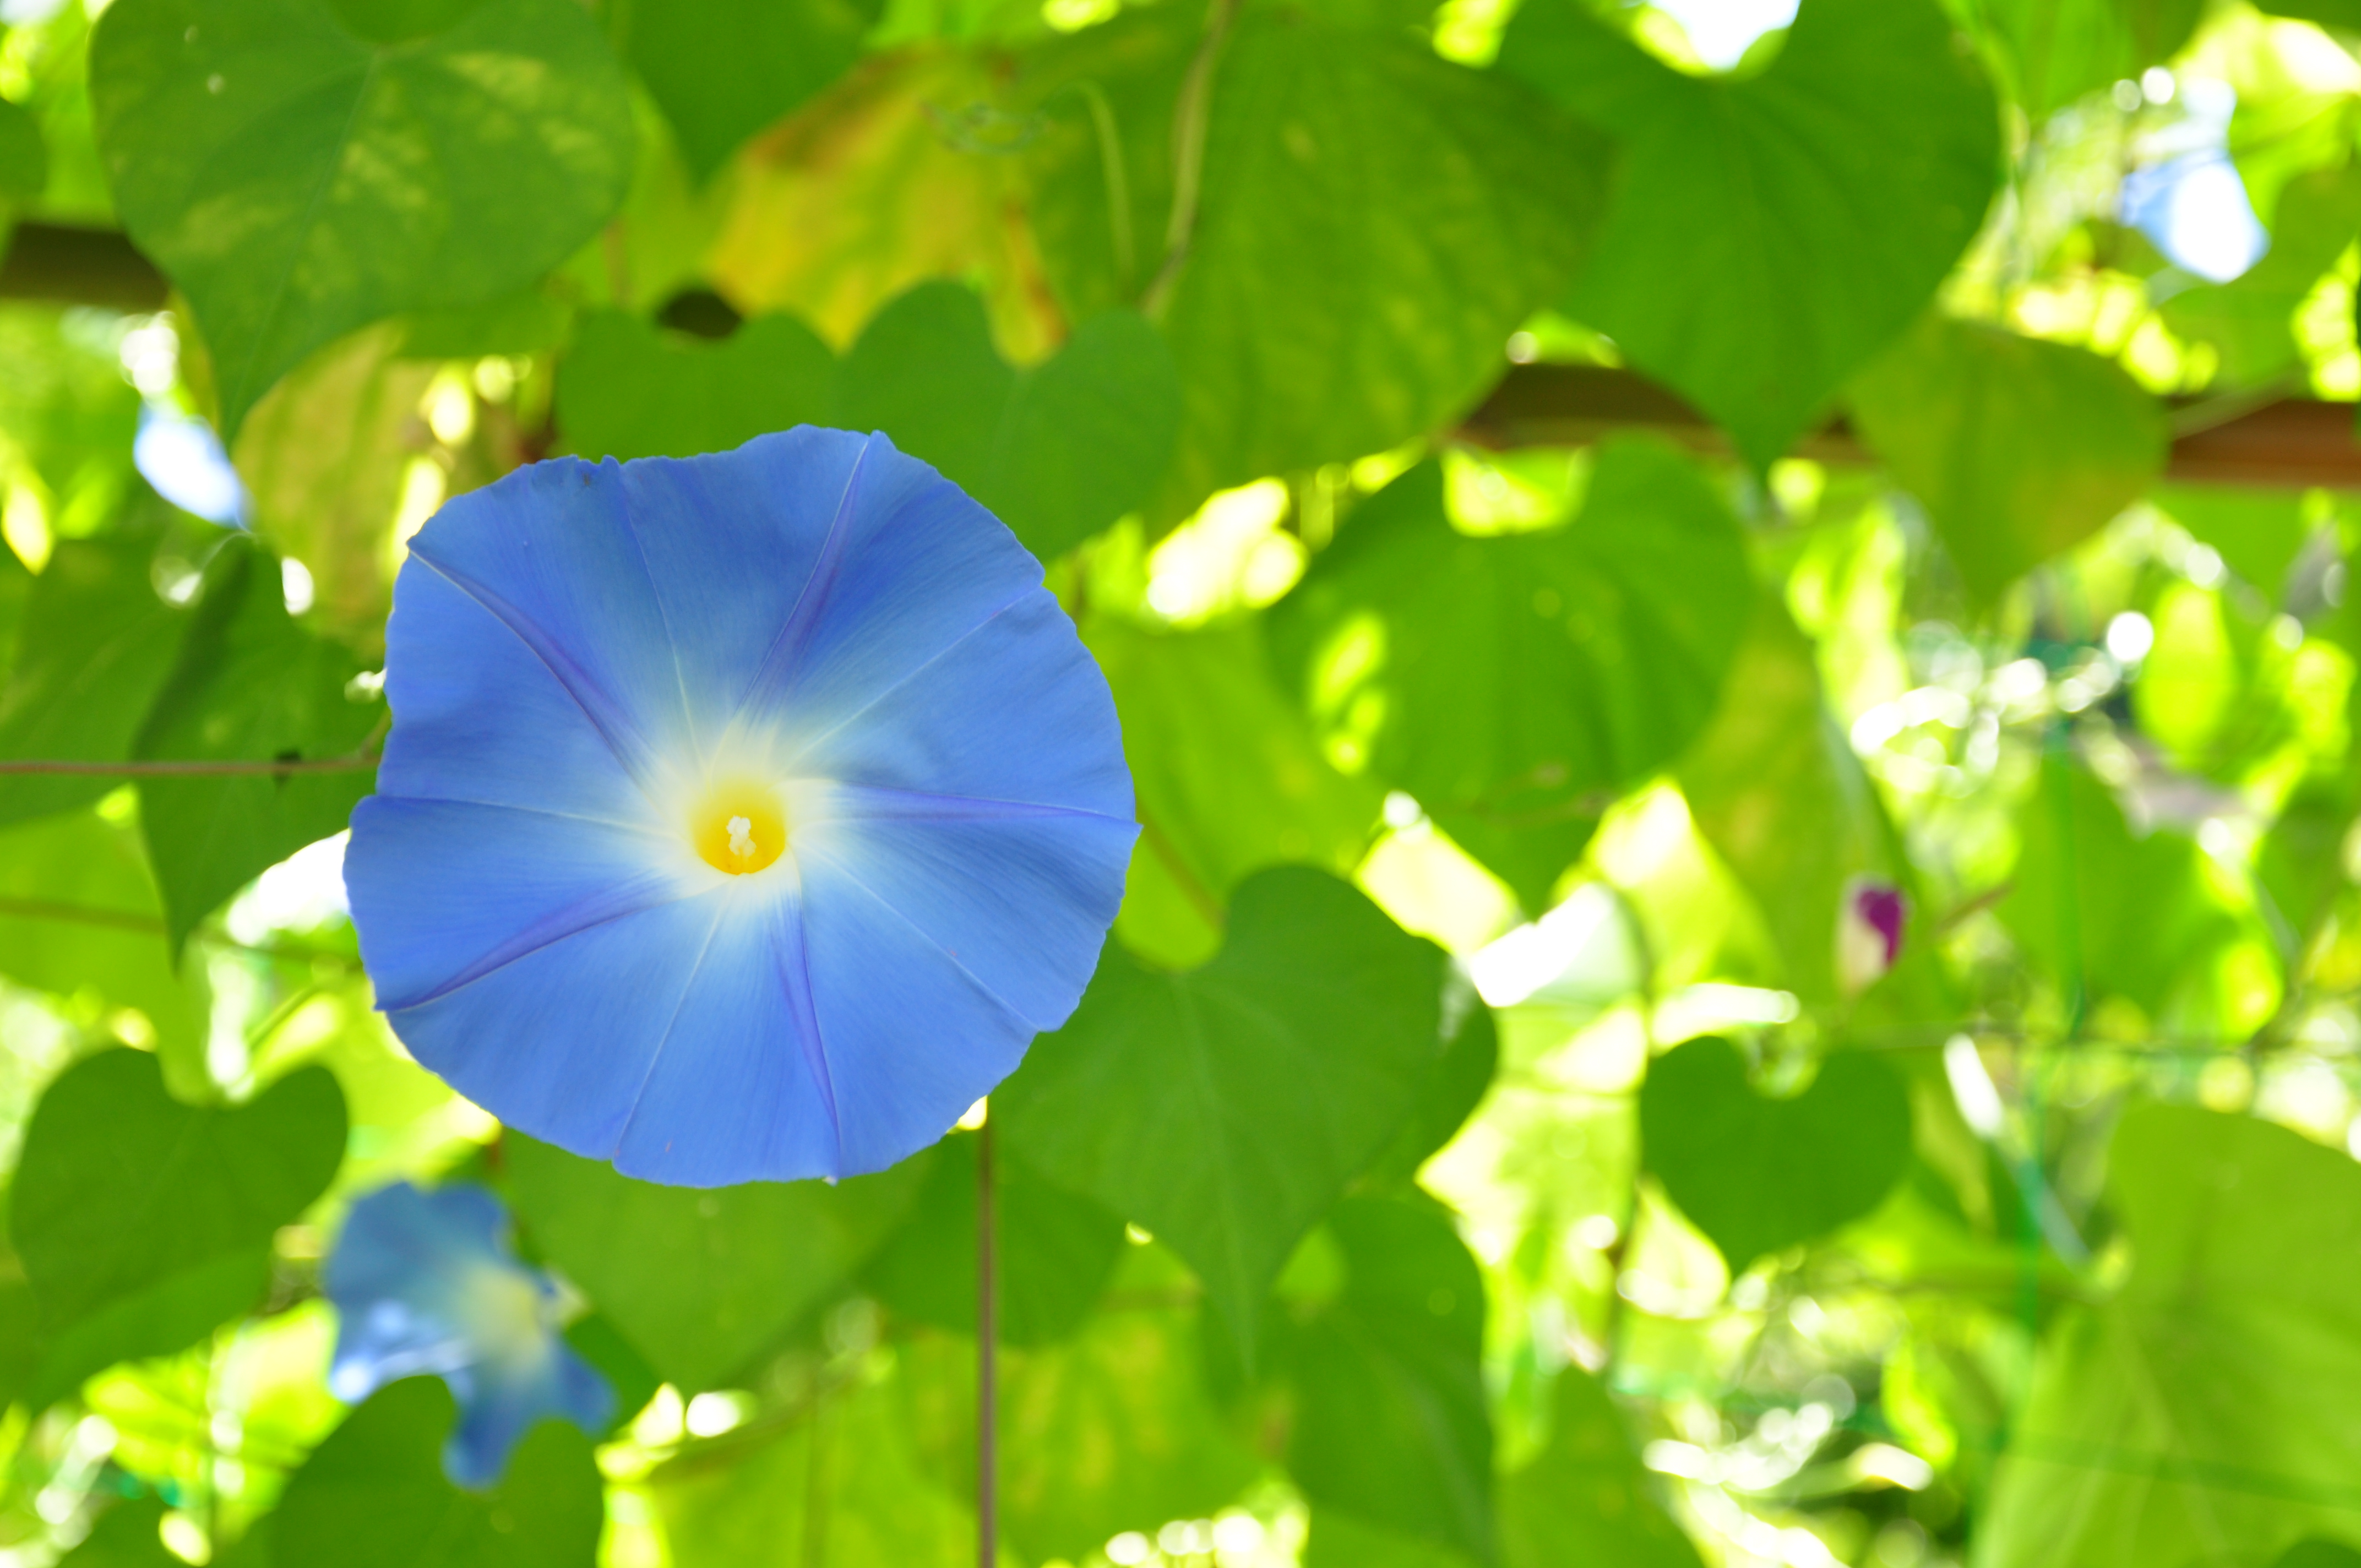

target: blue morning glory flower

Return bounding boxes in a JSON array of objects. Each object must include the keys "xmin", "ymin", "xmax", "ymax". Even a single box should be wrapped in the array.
[
  {"xmin": 345, "ymin": 428, "xmax": 1135, "ymax": 1186},
  {"xmin": 325, "ymin": 1182, "xmax": 613, "ymax": 1487}
]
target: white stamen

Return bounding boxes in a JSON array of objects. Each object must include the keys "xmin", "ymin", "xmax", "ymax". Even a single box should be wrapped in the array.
[{"xmin": 727, "ymin": 815, "xmax": 755, "ymax": 858}]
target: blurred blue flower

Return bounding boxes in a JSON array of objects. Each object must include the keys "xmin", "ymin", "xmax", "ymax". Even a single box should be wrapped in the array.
[
  {"xmin": 345, "ymin": 428, "xmax": 1135, "ymax": 1186},
  {"xmin": 133, "ymin": 404, "xmax": 249, "ymax": 526},
  {"xmin": 325, "ymin": 1182, "xmax": 612, "ymax": 1487}
]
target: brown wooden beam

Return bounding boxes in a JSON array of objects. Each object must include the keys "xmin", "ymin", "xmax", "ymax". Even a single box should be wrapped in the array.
[
  {"xmin": 7, "ymin": 223, "xmax": 2358, "ymax": 491},
  {"xmin": 1461, "ymin": 362, "xmax": 2361, "ymax": 489},
  {"xmin": 0, "ymin": 221, "xmax": 168, "ymax": 312}
]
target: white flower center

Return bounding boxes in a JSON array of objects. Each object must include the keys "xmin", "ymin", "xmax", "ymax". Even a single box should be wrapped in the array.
[{"xmin": 727, "ymin": 815, "xmax": 755, "ymax": 858}]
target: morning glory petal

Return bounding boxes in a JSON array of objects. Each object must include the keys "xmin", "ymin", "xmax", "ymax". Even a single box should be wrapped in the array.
[
  {"xmin": 325, "ymin": 1182, "xmax": 613, "ymax": 1488},
  {"xmin": 793, "ymin": 800, "xmax": 1135, "ymax": 1031},
  {"xmin": 346, "ymin": 796, "xmax": 693, "ymax": 1011},
  {"xmin": 385, "ymin": 892, "xmax": 732, "ymax": 1158},
  {"xmin": 350, "ymin": 428, "xmax": 1133, "ymax": 1183},
  {"xmin": 796, "ymin": 589, "xmax": 1134, "ymax": 819},
  {"xmin": 610, "ymin": 890, "xmax": 843, "ymax": 1184},
  {"xmin": 733, "ymin": 434, "xmax": 1046, "ymax": 748},
  {"xmin": 378, "ymin": 562, "xmax": 655, "ymax": 827},
  {"xmin": 406, "ymin": 459, "xmax": 695, "ymax": 785},
  {"xmin": 793, "ymin": 851, "xmax": 1044, "ymax": 1174},
  {"xmin": 615, "ymin": 428, "xmax": 858, "ymax": 754}
]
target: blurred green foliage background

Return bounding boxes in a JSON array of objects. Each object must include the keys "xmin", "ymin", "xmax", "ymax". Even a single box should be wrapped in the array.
[{"xmin": 4, "ymin": 0, "xmax": 2361, "ymax": 1565}]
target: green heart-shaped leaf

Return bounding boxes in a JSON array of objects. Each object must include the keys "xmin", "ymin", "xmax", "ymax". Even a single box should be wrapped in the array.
[
  {"xmin": 9, "ymin": 1049, "xmax": 346, "ymax": 1396},
  {"xmin": 1638, "ymin": 1037, "xmax": 1910, "ymax": 1273},
  {"xmin": 1268, "ymin": 442, "xmax": 1753, "ymax": 911},
  {"xmin": 1848, "ymin": 314, "xmax": 2167, "ymax": 603},
  {"xmin": 995, "ymin": 867, "xmax": 1447, "ymax": 1347},
  {"xmin": 1501, "ymin": 0, "xmax": 1999, "ymax": 471},
  {"xmin": 554, "ymin": 311, "xmax": 836, "ymax": 465},
  {"xmin": 90, "ymin": 0, "xmax": 636, "ymax": 439},
  {"xmin": 834, "ymin": 281, "xmax": 1182, "ymax": 560},
  {"xmin": 504, "ymin": 1135, "xmax": 927, "ymax": 1392},
  {"xmin": 269, "ymin": 1378, "xmax": 602, "ymax": 1565},
  {"xmin": 554, "ymin": 284, "xmax": 1181, "ymax": 562}
]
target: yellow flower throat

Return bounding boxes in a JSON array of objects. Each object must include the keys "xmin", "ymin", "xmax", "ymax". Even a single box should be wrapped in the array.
[{"xmin": 691, "ymin": 778, "xmax": 788, "ymax": 874}]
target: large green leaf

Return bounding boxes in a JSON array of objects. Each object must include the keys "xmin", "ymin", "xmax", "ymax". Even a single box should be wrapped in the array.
[
  {"xmin": 135, "ymin": 538, "xmax": 380, "ymax": 954},
  {"xmin": 1639, "ymin": 1036, "xmax": 1913, "ymax": 1275},
  {"xmin": 1498, "ymin": 1366, "xmax": 1704, "ymax": 1568},
  {"xmin": 2132, "ymin": 580, "xmax": 2315, "ymax": 786},
  {"xmin": 900, "ymin": 1305, "xmax": 1263, "ymax": 1564},
  {"xmin": 834, "ymin": 282, "xmax": 1182, "ymax": 559},
  {"xmin": 1269, "ymin": 441, "xmax": 1753, "ymax": 910},
  {"xmin": 56, "ymin": 1499, "xmax": 178, "ymax": 1568},
  {"xmin": 8, "ymin": 1049, "xmax": 345, "ymax": 1400},
  {"xmin": 621, "ymin": 0, "xmax": 883, "ymax": 179},
  {"xmin": 555, "ymin": 311, "xmax": 835, "ymax": 464},
  {"xmin": 2001, "ymin": 756, "xmax": 2280, "ymax": 1035},
  {"xmin": 0, "ymin": 805, "xmax": 206, "ymax": 1074},
  {"xmin": 1018, "ymin": 3, "xmax": 1611, "ymax": 520},
  {"xmin": 1500, "ymin": 0, "xmax": 1999, "ymax": 471},
  {"xmin": 860, "ymin": 1129, "xmax": 1127, "ymax": 1348},
  {"xmin": 556, "ymin": 285, "xmax": 1180, "ymax": 561},
  {"xmin": 268, "ymin": 1378, "xmax": 602, "ymax": 1567},
  {"xmin": 996, "ymin": 867, "xmax": 1447, "ymax": 1345},
  {"xmin": 1848, "ymin": 314, "xmax": 2167, "ymax": 602},
  {"xmin": 1289, "ymin": 1197, "xmax": 1495, "ymax": 1564},
  {"xmin": 1089, "ymin": 616, "xmax": 1382, "ymax": 968},
  {"xmin": 504, "ymin": 1134, "xmax": 928, "ymax": 1392},
  {"xmin": 0, "ymin": 532, "xmax": 185, "ymax": 828},
  {"xmin": 1677, "ymin": 600, "xmax": 1893, "ymax": 1004},
  {"xmin": 652, "ymin": 1372, "xmax": 977, "ymax": 1568},
  {"xmin": 0, "ymin": 97, "xmax": 47, "ymax": 202},
  {"xmin": 1972, "ymin": 0, "xmax": 2204, "ymax": 117},
  {"xmin": 1981, "ymin": 1106, "xmax": 2361, "ymax": 1568},
  {"xmin": 2161, "ymin": 162, "xmax": 2361, "ymax": 388},
  {"xmin": 89, "ymin": 0, "xmax": 636, "ymax": 438}
]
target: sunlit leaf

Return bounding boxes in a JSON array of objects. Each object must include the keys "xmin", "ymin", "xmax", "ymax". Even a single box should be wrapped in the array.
[
  {"xmin": 1019, "ymin": 4, "xmax": 1612, "ymax": 520},
  {"xmin": 1288, "ymin": 1197, "xmax": 1494, "ymax": 1563},
  {"xmin": 0, "ymin": 529, "xmax": 186, "ymax": 828},
  {"xmin": 1972, "ymin": 0, "xmax": 2204, "ymax": 117},
  {"xmin": 232, "ymin": 322, "xmax": 437, "ymax": 650},
  {"xmin": 861, "ymin": 1129, "xmax": 1127, "ymax": 1347},
  {"xmin": 0, "ymin": 97, "xmax": 47, "ymax": 203},
  {"xmin": 1269, "ymin": 441, "xmax": 1753, "ymax": 910},
  {"xmin": 1982, "ymin": 1106, "xmax": 2361, "ymax": 1568},
  {"xmin": 54, "ymin": 1498, "xmax": 177, "ymax": 1567},
  {"xmin": 1501, "ymin": 0, "xmax": 1999, "ymax": 471},
  {"xmin": 1676, "ymin": 601, "xmax": 1894, "ymax": 1004},
  {"xmin": 1848, "ymin": 314, "xmax": 2167, "ymax": 601},
  {"xmin": 997, "ymin": 867, "xmax": 1446, "ymax": 1347},
  {"xmin": 2002, "ymin": 755, "xmax": 2281, "ymax": 1034},
  {"xmin": 2161, "ymin": 161, "xmax": 2361, "ymax": 386},
  {"xmin": 621, "ymin": 0, "xmax": 885, "ymax": 179},
  {"xmin": 90, "ymin": 0, "xmax": 636, "ymax": 437},
  {"xmin": 9, "ymin": 1049, "xmax": 345, "ymax": 1403},
  {"xmin": 1639, "ymin": 1036, "xmax": 1912, "ymax": 1274},
  {"xmin": 0, "ymin": 805, "xmax": 208, "ymax": 1080},
  {"xmin": 1498, "ymin": 1365, "xmax": 1703, "ymax": 1568},
  {"xmin": 504, "ymin": 1134, "xmax": 928, "ymax": 1391},
  {"xmin": 900, "ymin": 1304, "xmax": 1261, "ymax": 1562},
  {"xmin": 1088, "ymin": 616, "xmax": 1382, "ymax": 968},
  {"xmin": 834, "ymin": 281, "xmax": 1182, "ymax": 558},
  {"xmin": 555, "ymin": 311, "xmax": 835, "ymax": 463},
  {"xmin": 707, "ymin": 50, "xmax": 1058, "ymax": 356},
  {"xmin": 267, "ymin": 1377, "xmax": 602, "ymax": 1567},
  {"xmin": 134, "ymin": 537, "xmax": 380, "ymax": 954}
]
